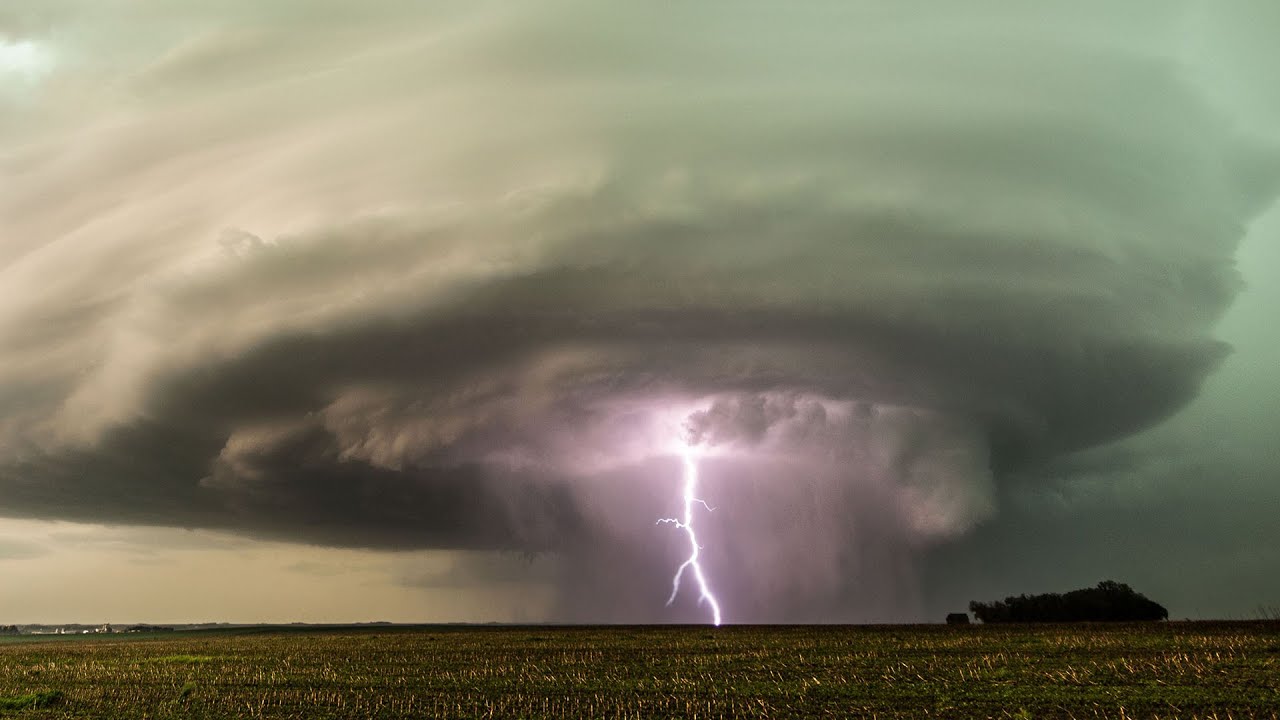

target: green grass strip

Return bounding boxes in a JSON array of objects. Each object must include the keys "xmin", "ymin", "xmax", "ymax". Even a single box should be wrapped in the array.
[
  {"xmin": 0, "ymin": 690, "xmax": 63, "ymax": 710},
  {"xmin": 142, "ymin": 654, "xmax": 216, "ymax": 664}
]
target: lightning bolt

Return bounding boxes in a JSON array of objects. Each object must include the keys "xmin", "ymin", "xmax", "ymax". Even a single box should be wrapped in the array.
[{"xmin": 657, "ymin": 444, "xmax": 723, "ymax": 626}]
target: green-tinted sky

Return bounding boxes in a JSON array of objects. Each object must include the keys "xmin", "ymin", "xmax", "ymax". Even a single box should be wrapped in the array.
[{"xmin": 1, "ymin": 1, "xmax": 1278, "ymax": 623}]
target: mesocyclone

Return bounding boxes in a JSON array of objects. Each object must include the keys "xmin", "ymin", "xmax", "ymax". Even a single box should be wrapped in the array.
[{"xmin": 0, "ymin": 2, "xmax": 1275, "ymax": 605}]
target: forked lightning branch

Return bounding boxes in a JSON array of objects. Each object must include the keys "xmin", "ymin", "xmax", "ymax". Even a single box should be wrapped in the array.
[{"xmin": 657, "ymin": 444, "xmax": 722, "ymax": 626}]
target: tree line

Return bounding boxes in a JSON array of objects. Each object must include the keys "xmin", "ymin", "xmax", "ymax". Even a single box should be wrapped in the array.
[{"xmin": 970, "ymin": 580, "xmax": 1168, "ymax": 623}]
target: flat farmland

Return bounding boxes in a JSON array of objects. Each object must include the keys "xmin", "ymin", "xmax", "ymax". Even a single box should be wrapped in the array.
[{"xmin": 1, "ymin": 622, "xmax": 1278, "ymax": 719}]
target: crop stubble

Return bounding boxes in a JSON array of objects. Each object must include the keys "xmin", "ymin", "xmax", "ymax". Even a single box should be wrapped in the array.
[{"xmin": 1, "ymin": 622, "xmax": 1277, "ymax": 718}]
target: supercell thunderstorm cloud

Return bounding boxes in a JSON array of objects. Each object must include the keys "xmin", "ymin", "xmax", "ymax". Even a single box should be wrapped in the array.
[{"xmin": 2, "ymin": 1, "xmax": 1279, "ymax": 622}]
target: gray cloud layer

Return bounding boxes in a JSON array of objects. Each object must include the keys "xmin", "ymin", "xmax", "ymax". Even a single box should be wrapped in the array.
[{"xmin": 2, "ymin": 1, "xmax": 1278, "ymax": 620}]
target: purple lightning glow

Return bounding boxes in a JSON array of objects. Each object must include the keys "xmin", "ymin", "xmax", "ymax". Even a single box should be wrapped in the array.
[{"xmin": 657, "ymin": 444, "xmax": 723, "ymax": 626}]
